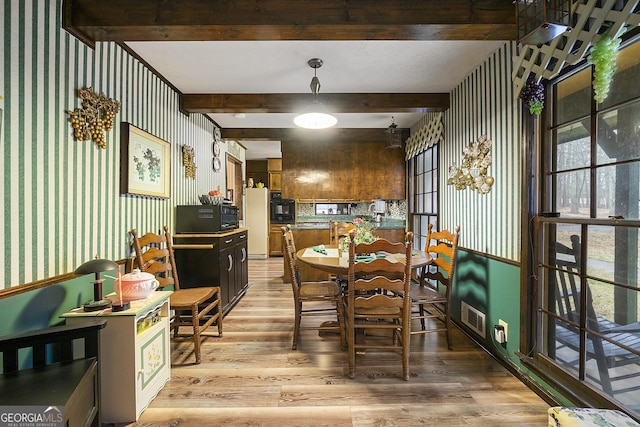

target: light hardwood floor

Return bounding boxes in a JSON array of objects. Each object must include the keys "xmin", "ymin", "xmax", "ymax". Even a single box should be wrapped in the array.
[{"xmin": 115, "ymin": 258, "xmax": 550, "ymax": 426}]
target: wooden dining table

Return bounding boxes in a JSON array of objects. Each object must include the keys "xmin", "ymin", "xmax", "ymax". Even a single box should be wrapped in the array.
[{"xmin": 296, "ymin": 245, "xmax": 431, "ymax": 276}]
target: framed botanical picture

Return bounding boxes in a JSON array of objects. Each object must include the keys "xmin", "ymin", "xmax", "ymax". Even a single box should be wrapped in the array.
[{"xmin": 120, "ymin": 123, "xmax": 171, "ymax": 198}]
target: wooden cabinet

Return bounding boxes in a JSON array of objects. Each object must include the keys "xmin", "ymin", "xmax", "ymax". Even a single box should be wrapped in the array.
[
  {"xmin": 269, "ymin": 172, "xmax": 281, "ymax": 190},
  {"xmin": 246, "ymin": 160, "xmax": 268, "ymax": 188},
  {"xmin": 269, "ymin": 224, "xmax": 284, "ymax": 256},
  {"xmin": 268, "ymin": 158, "xmax": 282, "ymax": 191},
  {"xmin": 268, "ymin": 158, "xmax": 282, "ymax": 171},
  {"xmin": 173, "ymin": 228, "xmax": 248, "ymax": 315},
  {"xmin": 281, "ymin": 139, "xmax": 405, "ymax": 200},
  {"xmin": 61, "ymin": 292, "xmax": 172, "ymax": 424}
]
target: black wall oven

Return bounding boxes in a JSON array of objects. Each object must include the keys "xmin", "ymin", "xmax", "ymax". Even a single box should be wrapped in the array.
[{"xmin": 270, "ymin": 192, "xmax": 295, "ymax": 224}]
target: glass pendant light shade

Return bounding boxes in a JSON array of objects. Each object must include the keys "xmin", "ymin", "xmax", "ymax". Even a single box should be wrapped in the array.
[
  {"xmin": 294, "ymin": 58, "xmax": 337, "ymax": 129},
  {"xmin": 294, "ymin": 101, "xmax": 337, "ymax": 129}
]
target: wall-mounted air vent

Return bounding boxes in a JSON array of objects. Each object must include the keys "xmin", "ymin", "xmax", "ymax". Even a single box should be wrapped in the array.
[{"xmin": 461, "ymin": 302, "xmax": 486, "ymax": 338}]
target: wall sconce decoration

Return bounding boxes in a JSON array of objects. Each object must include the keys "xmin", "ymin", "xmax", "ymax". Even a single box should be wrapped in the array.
[
  {"xmin": 181, "ymin": 144, "xmax": 197, "ymax": 179},
  {"xmin": 447, "ymin": 135, "xmax": 495, "ymax": 194},
  {"xmin": 67, "ymin": 87, "xmax": 120, "ymax": 149}
]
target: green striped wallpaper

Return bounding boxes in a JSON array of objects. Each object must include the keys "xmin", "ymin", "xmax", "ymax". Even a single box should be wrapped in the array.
[
  {"xmin": 440, "ymin": 42, "xmax": 522, "ymax": 261},
  {"xmin": 1, "ymin": 0, "xmax": 238, "ymax": 288}
]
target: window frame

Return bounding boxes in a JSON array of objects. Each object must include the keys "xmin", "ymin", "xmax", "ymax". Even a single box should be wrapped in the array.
[
  {"xmin": 525, "ymin": 32, "xmax": 640, "ymax": 415},
  {"xmin": 408, "ymin": 143, "xmax": 439, "ymax": 252}
]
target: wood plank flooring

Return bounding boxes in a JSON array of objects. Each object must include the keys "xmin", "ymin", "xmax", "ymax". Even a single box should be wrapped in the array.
[{"xmin": 114, "ymin": 258, "xmax": 550, "ymax": 426}]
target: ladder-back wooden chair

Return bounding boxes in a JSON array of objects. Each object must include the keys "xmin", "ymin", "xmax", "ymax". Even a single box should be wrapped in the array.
[
  {"xmin": 330, "ymin": 220, "xmax": 357, "ymax": 246},
  {"xmin": 329, "ymin": 221, "xmax": 356, "ymax": 283},
  {"xmin": 282, "ymin": 225, "xmax": 345, "ymax": 351},
  {"xmin": 130, "ymin": 225, "xmax": 223, "ymax": 364},
  {"xmin": 553, "ymin": 235, "xmax": 640, "ymax": 396},
  {"xmin": 408, "ymin": 224, "xmax": 460, "ymax": 349},
  {"xmin": 345, "ymin": 231, "xmax": 413, "ymax": 380}
]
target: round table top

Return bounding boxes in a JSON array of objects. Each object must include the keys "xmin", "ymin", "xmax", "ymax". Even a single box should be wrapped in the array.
[{"xmin": 296, "ymin": 245, "xmax": 431, "ymax": 276}]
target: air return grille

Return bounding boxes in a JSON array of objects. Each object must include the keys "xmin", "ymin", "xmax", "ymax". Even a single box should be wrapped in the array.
[{"xmin": 461, "ymin": 302, "xmax": 486, "ymax": 338}]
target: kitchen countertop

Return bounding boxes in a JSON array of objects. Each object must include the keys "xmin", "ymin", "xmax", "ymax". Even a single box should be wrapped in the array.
[{"xmin": 291, "ymin": 218, "xmax": 405, "ymax": 230}]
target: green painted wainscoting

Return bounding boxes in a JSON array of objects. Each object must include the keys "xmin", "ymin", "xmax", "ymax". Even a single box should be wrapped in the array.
[
  {"xmin": 453, "ymin": 249, "xmax": 569, "ymax": 405},
  {"xmin": 0, "ymin": 274, "xmax": 116, "ymax": 338}
]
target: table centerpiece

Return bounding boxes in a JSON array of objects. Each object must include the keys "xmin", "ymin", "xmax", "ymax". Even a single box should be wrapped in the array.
[{"xmin": 339, "ymin": 218, "xmax": 379, "ymax": 256}]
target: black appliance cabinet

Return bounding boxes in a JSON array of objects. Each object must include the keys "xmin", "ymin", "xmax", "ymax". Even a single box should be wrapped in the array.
[{"xmin": 173, "ymin": 228, "xmax": 248, "ymax": 316}]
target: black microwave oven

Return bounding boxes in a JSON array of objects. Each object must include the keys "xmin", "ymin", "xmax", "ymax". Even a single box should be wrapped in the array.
[{"xmin": 176, "ymin": 205, "xmax": 239, "ymax": 233}]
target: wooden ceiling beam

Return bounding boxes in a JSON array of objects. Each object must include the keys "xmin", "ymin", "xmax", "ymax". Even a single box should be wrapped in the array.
[
  {"xmin": 222, "ymin": 127, "xmax": 409, "ymax": 143},
  {"xmin": 181, "ymin": 93, "xmax": 449, "ymax": 114},
  {"xmin": 63, "ymin": 0, "xmax": 516, "ymax": 46}
]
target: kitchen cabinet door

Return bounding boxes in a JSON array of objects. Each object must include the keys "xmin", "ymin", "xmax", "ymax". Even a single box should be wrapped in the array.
[
  {"xmin": 269, "ymin": 225, "xmax": 283, "ymax": 256},
  {"xmin": 269, "ymin": 172, "xmax": 281, "ymax": 190},
  {"xmin": 217, "ymin": 235, "xmax": 235, "ymax": 308},
  {"xmin": 234, "ymin": 231, "xmax": 249, "ymax": 298}
]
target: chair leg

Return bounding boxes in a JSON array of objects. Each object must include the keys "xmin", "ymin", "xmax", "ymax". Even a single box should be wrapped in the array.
[
  {"xmin": 347, "ymin": 308, "xmax": 355, "ymax": 379},
  {"xmin": 402, "ymin": 314, "xmax": 411, "ymax": 381},
  {"xmin": 337, "ymin": 298, "xmax": 346, "ymax": 351},
  {"xmin": 292, "ymin": 301, "xmax": 302, "ymax": 350},
  {"xmin": 173, "ymin": 310, "xmax": 181, "ymax": 337},
  {"xmin": 192, "ymin": 305, "xmax": 202, "ymax": 364},
  {"xmin": 445, "ymin": 308, "xmax": 452, "ymax": 350},
  {"xmin": 419, "ymin": 303, "xmax": 426, "ymax": 330},
  {"xmin": 216, "ymin": 288, "xmax": 224, "ymax": 336}
]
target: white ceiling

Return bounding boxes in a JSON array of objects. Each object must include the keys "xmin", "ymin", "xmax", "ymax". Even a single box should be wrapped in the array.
[{"xmin": 125, "ymin": 40, "xmax": 505, "ymax": 159}]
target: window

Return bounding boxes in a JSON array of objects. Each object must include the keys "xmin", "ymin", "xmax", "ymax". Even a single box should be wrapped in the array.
[
  {"xmin": 409, "ymin": 144, "xmax": 438, "ymax": 251},
  {"xmin": 533, "ymin": 38, "xmax": 640, "ymax": 416}
]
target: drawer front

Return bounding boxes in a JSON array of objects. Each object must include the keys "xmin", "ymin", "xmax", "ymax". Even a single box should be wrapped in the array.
[
  {"xmin": 235, "ymin": 230, "xmax": 248, "ymax": 246},
  {"xmin": 218, "ymin": 234, "xmax": 236, "ymax": 250}
]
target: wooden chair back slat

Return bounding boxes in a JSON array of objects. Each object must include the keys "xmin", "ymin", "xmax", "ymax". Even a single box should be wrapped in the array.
[{"xmin": 346, "ymin": 231, "xmax": 413, "ymax": 380}]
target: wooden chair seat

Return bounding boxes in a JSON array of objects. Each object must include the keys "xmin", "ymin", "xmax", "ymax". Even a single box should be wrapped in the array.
[
  {"xmin": 407, "ymin": 282, "xmax": 446, "ymax": 303},
  {"xmin": 130, "ymin": 226, "xmax": 223, "ymax": 365},
  {"xmin": 299, "ymin": 281, "xmax": 341, "ymax": 297},
  {"xmin": 170, "ymin": 288, "xmax": 217, "ymax": 306}
]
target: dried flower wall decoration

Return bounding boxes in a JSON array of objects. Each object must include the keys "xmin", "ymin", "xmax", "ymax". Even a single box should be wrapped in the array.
[
  {"xmin": 181, "ymin": 144, "xmax": 197, "ymax": 179},
  {"xmin": 447, "ymin": 135, "xmax": 495, "ymax": 195},
  {"xmin": 67, "ymin": 87, "xmax": 120, "ymax": 149}
]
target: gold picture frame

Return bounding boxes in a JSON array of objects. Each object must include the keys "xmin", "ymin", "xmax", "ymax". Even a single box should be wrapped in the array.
[{"xmin": 120, "ymin": 123, "xmax": 171, "ymax": 198}]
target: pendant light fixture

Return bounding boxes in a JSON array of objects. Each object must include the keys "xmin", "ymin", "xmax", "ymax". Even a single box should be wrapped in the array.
[
  {"xmin": 294, "ymin": 58, "xmax": 337, "ymax": 129},
  {"xmin": 385, "ymin": 116, "xmax": 402, "ymax": 148}
]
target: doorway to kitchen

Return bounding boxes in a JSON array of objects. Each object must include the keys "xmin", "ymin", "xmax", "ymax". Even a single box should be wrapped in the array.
[{"xmin": 226, "ymin": 153, "xmax": 244, "ymax": 220}]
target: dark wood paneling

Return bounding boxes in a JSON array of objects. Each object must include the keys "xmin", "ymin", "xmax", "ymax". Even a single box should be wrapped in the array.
[
  {"xmin": 282, "ymin": 139, "xmax": 405, "ymax": 200},
  {"xmin": 223, "ymin": 128, "xmax": 407, "ymax": 143},
  {"xmin": 181, "ymin": 93, "xmax": 450, "ymax": 114},
  {"xmin": 246, "ymin": 160, "xmax": 268, "ymax": 188},
  {"xmin": 64, "ymin": 1, "xmax": 516, "ymax": 46}
]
